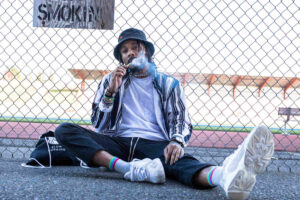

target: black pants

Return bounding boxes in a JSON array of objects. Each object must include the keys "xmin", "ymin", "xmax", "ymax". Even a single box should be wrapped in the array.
[{"xmin": 54, "ymin": 122, "xmax": 212, "ymax": 187}]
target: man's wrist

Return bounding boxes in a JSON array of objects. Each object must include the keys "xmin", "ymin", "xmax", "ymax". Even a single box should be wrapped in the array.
[
  {"xmin": 170, "ymin": 139, "xmax": 184, "ymax": 148},
  {"xmin": 105, "ymin": 89, "xmax": 116, "ymax": 98}
]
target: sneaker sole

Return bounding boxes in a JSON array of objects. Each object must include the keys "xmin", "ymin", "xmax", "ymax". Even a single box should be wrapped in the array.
[{"xmin": 227, "ymin": 125, "xmax": 274, "ymax": 200}]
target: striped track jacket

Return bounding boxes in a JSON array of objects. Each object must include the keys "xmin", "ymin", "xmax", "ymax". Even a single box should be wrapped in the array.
[{"xmin": 91, "ymin": 66, "xmax": 193, "ymax": 146}]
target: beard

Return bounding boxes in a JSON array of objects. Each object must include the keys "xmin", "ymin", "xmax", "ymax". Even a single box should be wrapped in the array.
[
  {"xmin": 129, "ymin": 65, "xmax": 144, "ymax": 74},
  {"xmin": 127, "ymin": 53, "xmax": 148, "ymax": 74}
]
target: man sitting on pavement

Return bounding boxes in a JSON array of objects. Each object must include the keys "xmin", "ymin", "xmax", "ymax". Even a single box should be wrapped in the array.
[{"xmin": 55, "ymin": 28, "xmax": 274, "ymax": 200}]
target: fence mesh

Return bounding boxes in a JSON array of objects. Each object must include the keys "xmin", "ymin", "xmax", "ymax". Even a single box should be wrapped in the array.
[{"xmin": 0, "ymin": 0, "xmax": 300, "ymax": 172}]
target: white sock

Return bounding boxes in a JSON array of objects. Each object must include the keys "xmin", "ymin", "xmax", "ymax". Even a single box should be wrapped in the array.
[
  {"xmin": 208, "ymin": 166, "xmax": 223, "ymax": 186},
  {"xmin": 109, "ymin": 157, "xmax": 130, "ymax": 174}
]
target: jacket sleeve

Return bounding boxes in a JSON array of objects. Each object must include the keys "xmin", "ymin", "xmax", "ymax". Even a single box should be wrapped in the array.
[
  {"xmin": 91, "ymin": 74, "xmax": 114, "ymax": 132},
  {"xmin": 166, "ymin": 80, "xmax": 193, "ymax": 147}
]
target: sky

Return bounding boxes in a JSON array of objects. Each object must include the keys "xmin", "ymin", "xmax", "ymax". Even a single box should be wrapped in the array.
[
  {"xmin": 0, "ymin": 0, "xmax": 299, "ymax": 129},
  {"xmin": 0, "ymin": 0, "xmax": 299, "ymax": 83}
]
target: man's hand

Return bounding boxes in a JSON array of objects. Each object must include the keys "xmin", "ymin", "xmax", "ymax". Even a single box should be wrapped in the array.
[
  {"xmin": 108, "ymin": 65, "xmax": 128, "ymax": 93},
  {"xmin": 164, "ymin": 141, "xmax": 184, "ymax": 165}
]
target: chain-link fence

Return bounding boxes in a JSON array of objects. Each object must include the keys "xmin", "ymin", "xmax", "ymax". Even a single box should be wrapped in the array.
[{"xmin": 0, "ymin": 0, "xmax": 299, "ymax": 172}]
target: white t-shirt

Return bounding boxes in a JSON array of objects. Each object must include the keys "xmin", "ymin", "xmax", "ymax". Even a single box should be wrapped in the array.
[{"xmin": 116, "ymin": 75, "xmax": 167, "ymax": 141}]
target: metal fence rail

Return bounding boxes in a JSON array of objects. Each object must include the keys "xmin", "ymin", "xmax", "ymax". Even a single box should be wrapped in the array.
[{"xmin": 0, "ymin": 0, "xmax": 299, "ymax": 171}]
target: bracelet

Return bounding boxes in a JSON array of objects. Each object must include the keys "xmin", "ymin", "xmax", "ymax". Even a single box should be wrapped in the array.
[
  {"xmin": 104, "ymin": 95, "xmax": 114, "ymax": 102},
  {"xmin": 170, "ymin": 139, "xmax": 184, "ymax": 148}
]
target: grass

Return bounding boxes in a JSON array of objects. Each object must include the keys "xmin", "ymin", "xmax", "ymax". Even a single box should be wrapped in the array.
[
  {"xmin": 1, "ymin": 117, "xmax": 299, "ymax": 135},
  {"xmin": 0, "ymin": 117, "xmax": 91, "ymax": 125},
  {"xmin": 193, "ymin": 125, "xmax": 300, "ymax": 135}
]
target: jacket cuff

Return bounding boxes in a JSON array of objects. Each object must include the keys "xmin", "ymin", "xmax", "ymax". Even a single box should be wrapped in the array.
[
  {"xmin": 99, "ymin": 89, "xmax": 114, "ymax": 112},
  {"xmin": 170, "ymin": 135, "xmax": 186, "ymax": 147}
]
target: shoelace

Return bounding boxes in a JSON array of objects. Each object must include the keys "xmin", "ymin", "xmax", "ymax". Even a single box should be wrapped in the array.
[{"xmin": 132, "ymin": 165, "xmax": 147, "ymax": 181}]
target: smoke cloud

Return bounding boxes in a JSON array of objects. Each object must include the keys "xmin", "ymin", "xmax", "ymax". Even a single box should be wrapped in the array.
[{"xmin": 128, "ymin": 52, "xmax": 155, "ymax": 75}]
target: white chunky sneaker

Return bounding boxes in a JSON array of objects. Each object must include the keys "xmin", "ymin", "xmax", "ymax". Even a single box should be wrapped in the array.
[
  {"xmin": 124, "ymin": 158, "xmax": 166, "ymax": 184},
  {"xmin": 220, "ymin": 125, "xmax": 274, "ymax": 200}
]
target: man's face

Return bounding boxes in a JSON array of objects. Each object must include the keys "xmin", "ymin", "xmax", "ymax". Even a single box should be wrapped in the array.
[{"xmin": 120, "ymin": 40, "xmax": 146, "ymax": 65}]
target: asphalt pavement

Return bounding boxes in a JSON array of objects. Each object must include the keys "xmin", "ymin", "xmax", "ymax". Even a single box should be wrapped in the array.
[{"xmin": 0, "ymin": 159, "xmax": 299, "ymax": 200}]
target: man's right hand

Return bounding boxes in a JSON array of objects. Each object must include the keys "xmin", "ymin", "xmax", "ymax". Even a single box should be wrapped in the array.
[{"xmin": 108, "ymin": 65, "xmax": 128, "ymax": 93}]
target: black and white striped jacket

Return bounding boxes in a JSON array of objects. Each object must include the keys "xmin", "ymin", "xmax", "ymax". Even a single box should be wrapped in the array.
[{"xmin": 91, "ymin": 66, "xmax": 193, "ymax": 146}]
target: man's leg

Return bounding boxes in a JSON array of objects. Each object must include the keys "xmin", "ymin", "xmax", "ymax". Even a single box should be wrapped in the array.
[
  {"xmin": 92, "ymin": 151, "xmax": 130, "ymax": 174},
  {"xmin": 55, "ymin": 123, "xmax": 165, "ymax": 183},
  {"xmin": 55, "ymin": 122, "xmax": 130, "ymax": 173},
  {"xmin": 193, "ymin": 166, "xmax": 222, "ymax": 187},
  {"xmin": 135, "ymin": 125, "xmax": 274, "ymax": 199},
  {"xmin": 193, "ymin": 125, "xmax": 274, "ymax": 200},
  {"xmin": 132, "ymin": 138, "xmax": 213, "ymax": 187}
]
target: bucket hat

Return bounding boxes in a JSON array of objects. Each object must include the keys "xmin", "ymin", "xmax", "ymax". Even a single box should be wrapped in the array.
[{"xmin": 113, "ymin": 28, "xmax": 155, "ymax": 63}]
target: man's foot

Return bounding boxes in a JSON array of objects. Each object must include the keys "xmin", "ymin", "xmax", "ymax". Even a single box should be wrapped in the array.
[
  {"xmin": 124, "ymin": 158, "xmax": 166, "ymax": 184},
  {"xmin": 220, "ymin": 125, "xmax": 274, "ymax": 200}
]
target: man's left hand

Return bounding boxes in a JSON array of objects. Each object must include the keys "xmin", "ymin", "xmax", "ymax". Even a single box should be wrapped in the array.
[{"xmin": 164, "ymin": 141, "xmax": 184, "ymax": 165}]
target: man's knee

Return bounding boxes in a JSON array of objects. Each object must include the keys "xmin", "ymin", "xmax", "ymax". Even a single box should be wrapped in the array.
[{"xmin": 54, "ymin": 122, "xmax": 74, "ymax": 144}]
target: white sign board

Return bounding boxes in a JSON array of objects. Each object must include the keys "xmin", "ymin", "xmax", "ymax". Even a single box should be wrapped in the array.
[{"xmin": 33, "ymin": 0, "xmax": 115, "ymax": 29}]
